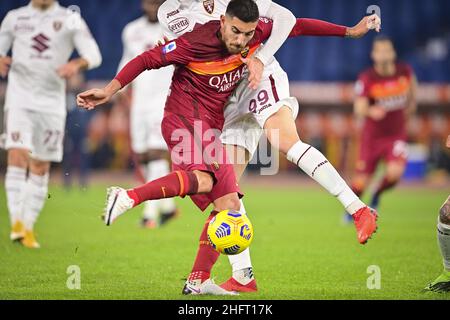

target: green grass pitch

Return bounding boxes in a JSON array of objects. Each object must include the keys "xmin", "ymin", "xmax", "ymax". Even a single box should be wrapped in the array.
[{"xmin": 0, "ymin": 182, "xmax": 449, "ymax": 300}]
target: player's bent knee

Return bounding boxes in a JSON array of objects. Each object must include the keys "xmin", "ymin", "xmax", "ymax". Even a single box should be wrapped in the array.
[
  {"xmin": 439, "ymin": 197, "xmax": 450, "ymax": 225},
  {"xmin": 214, "ymin": 195, "xmax": 241, "ymax": 212},
  {"xmin": 29, "ymin": 159, "xmax": 51, "ymax": 176},
  {"xmin": 193, "ymin": 170, "xmax": 214, "ymax": 193},
  {"xmin": 7, "ymin": 148, "xmax": 29, "ymax": 168}
]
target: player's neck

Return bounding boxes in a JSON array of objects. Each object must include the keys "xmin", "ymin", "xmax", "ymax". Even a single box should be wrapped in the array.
[
  {"xmin": 145, "ymin": 16, "xmax": 158, "ymax": 24},
  {"xmin": 374, "ymin": 63, "xmax": 396, "ymax": 77},
  {"xmin": 31, "ymin": 2, "xmax": 55, "ymax": 12}
]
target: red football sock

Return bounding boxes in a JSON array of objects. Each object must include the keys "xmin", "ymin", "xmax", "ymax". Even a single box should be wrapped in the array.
[
  {"xmin": 189, "ymin": 211, "xmax": 220, "ymax": 281},
  {"xmin": 127, "ymin": 171, "xmax": 198, "ymax": 207}
]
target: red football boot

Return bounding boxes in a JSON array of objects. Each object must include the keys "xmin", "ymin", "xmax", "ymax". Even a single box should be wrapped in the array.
[
  {"xmin": 353, "ymin": 207, "xmax": 378, "ymax": 244},
  {"xmin": 220, "ymin": 277, "xmax": 258, "ymax": 293}
]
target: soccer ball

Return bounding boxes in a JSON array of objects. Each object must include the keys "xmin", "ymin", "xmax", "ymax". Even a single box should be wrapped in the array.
[{"xmin": 207, "ymin": 210, "xmax": 254, "ymax": 255}]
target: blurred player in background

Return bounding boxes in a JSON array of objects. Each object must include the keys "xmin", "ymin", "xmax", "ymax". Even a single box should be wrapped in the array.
[
  {"xmin": 118, "ymin": 0, "xmax": 178, "ymax": 229},
  {"xmin": 424, "ymin": 134, "xmax": 450, "ymax": 293},
  {"xmin": 344, "ymin": 35, "xmax": 417, "ymax": 222},
  {"xmin": 158, "ymin": 0, "xmax": 381, "ymax": 293},
  {"xmin": 0, "ymin": 0, "xmax": 101, "ymax": 248},
  {"xmin": 63, "ymin": 73, "xmax": 92, "ymax": 190}
]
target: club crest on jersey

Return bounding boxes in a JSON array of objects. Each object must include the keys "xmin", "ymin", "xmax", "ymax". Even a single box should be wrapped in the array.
[
  {"xmin": 163, "ymin": 42, "xmax": 177, "ymax": 54},
  {"xmin": 240, "ymin": 47, "xmax": 250, "ymax": 58},
  {"xmin": 203, "ymin": 0, "xmax": 215, "ymax": 14},
  {"xmin": 11, "ymin": 132, "xmax": 20, "ymax": 142},
  {"xmin": 53, "ymin": 21, "xmax": 63, "ymax": 31}
]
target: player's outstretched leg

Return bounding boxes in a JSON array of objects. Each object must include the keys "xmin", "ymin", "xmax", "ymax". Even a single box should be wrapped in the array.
[
  {"xmin": 265, "ymin": 106, "xmax": 378, "ymax": 244},
  {"xmin": 370, "ymin": 160, "xmax": 405, "ymax": 210},
  {"xmin": 20, "ymin": 159, "xmax": 50, "ymax": 249},
  {"xmin": 220, "ymin": 201, "xmax": 257, "ymax": 292},
  {"xmin": 5, "ymin": 163, "xmax": 27, "ymax": 242},
  {"xmin": 425, "ymin": 197, "xmax": 450, "ymax": 292},
  {"xmin": 103, "ymin": 170, "xmax": 199, "ymax": 226},
  {"xmin": 182, "ymin": 193, "xmax": 241, "ymax": 296}
]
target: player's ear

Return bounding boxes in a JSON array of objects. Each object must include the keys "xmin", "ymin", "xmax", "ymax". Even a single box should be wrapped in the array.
[{"xmin": 220, "ymin": 15, "xmax": 225, "ymax": 28}]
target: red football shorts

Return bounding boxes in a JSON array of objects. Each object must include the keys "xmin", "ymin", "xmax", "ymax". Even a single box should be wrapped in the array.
[
  {"xmin": 161, "ymin": 113, "xmax": 242, "ymax": 211},
  {"xmin": 356, "ymin": 135, "xmax": 408, "ymax": 175}
]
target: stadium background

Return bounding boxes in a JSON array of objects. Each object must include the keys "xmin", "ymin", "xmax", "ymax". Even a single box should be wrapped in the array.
[{"xmin": 0, "ymin": 0, "xmax": 449, "ymax": 183}]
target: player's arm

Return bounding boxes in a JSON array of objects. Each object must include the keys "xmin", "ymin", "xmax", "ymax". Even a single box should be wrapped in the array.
[
  {"xmin": 244, "ymin": 2, "xmax": 296, "ymax": 90},
  {"xmin": 354, "ymin": 76, "xmax": 386, "ymax": 121},
  {"xmin": 77, "ymin": 38, "xmax": 192, "ymax": 110},
  {"xmin": 58, "ymin": 15, "xmax": 102, "ymax": 79},
  {"xmin": 289, "ymin": 14, "xmax": 381, "ymax": 38},
  {"xmin": 0, "ymin": 12, "xmax": 14, "ymax": 78},
  {"xmin": 157, "ymin": 3, "xmax": 178, "ymax": 40}
]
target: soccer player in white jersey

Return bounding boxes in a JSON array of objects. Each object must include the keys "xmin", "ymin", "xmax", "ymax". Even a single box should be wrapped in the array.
[
  {"xmin": 119, "ymin": 0, "xmax": 179, "ymax": 229},
  {"xmin": 157, "ymin": 0, "xmax": 381, "ymax": 293},
  {"xmin": 0, "ymin": 0, "xmax": 101, "ymax": 248}
]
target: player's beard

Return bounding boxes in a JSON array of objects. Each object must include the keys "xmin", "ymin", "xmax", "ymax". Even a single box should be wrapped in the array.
[{"xmin": 228, "ymin": 43, "xmax": 245, "ymax": 55}]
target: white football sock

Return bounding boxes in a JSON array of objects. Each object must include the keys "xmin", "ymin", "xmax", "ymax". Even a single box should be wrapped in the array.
[
  {"xmin": 227, "ymin": 199, "xmax": 253, "ymax": 281},
  {"xmin": 438, "ymin": 221, "xmax": 450, "ymax": 271},
  {"xmin": 287, "ymin": 141, "xmax": 365, "ymax": 215},
  {"xmin": 5, "ymin": 166, "xmax": 27, "ymax": 225},
  {"xmin": 143, "ymin": 159, "xmax": 176, "ymax": 220},
  {"xmin": 22, "ymin": 173, "xmax": 49, "ymax": 231}
]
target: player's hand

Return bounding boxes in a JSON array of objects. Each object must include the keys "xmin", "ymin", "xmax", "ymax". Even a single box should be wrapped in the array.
[
  {"xmin": 57, "ymin": 58, "xmax": 88, "ymax": 79},
  {"xmin": 368, "ymin": 105, "xmax": 386, "ymax": 121},
  {"xmin": 446, "ymin": 135, "xmax": 450, "ymax": 148},
  {"xmin": 347, "ymin": 14, "xmax": 381, "ymax": 38},
  {"xmin": 77, "ymin": 88, "xmax": 112, "ymax": 110},
  {"xmin": 0, "ymin": 56, "xmax": 12, "ymax": 78},
  {"xmin": 57, "ymin": 61, "xmax": 81, "ymax": 79},
  {"xmin": 157, "ymin": 36, "xmax": 171, "ymax": 47},
  {"xmin": 241, "ymin": 56, "xmax": 264, "ymax": 90}
]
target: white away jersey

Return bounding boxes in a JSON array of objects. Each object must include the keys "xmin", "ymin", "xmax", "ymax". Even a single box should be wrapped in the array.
[
  {"xmin": 0, "ymin": 2, "xmax": 102, "ymax": 115},
  {"xmin": 158, "ymin": 0, "xmax": 281, "ymax": 77},
  {"xmin": 158, "ymin": 0, "xmax": 272, "ymax": 38},
  {"xmin": 118, "ymin": 16, "xmax": 174, "ymax": 113}
]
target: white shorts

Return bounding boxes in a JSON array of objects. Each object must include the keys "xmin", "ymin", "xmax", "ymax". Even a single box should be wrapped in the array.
[
  {"xmin": 220, "ymin": 69, "xmax": 299, "ymax": 158},
  {"xmin": 3, "ymin": 108, "xmax": 66, "ymax": 162},
  {"xmin": 130, "ymin": 103, "xmax": 167, "ymax": 154}
]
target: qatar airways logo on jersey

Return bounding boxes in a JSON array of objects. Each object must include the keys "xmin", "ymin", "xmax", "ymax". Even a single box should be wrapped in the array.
[
  {"xmin": 376, "ymin": 94, "xmax": 409, "ymax": 111},
  {"xmin": 209, "ymin": 65, "xmax": 248, "ymax": 93}
]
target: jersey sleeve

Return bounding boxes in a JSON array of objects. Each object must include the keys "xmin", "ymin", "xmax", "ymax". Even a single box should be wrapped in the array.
[
  {"xmin": 256, "ymin": 17, "xmax": 274, "ymax": 43},
  {"xmin": 0, "ymin": 12, "xmax": 14, "ymax": 57},
  {"xmin": 254, "ymin": 2, "xmax": 296, "ymax": 66},
  {"xmin": 290, "ymin": 18, "xmax": 347, "ymax": 37},
  {"xmin": 255, "ymin": 0, "xmax": 272, "ymax": 16},
  {"xmin": 72, "ymin": 14, "xmax": 102, "ymax": 70},
  {"xmin": 355, "ymin": 73, "xmax": 371, "ymax": 98},
  {"xmin": 115, "ymin": 37, "xmax": 194, "ymax": 88},
  {"xmin": 157, "ymin": 1, "xmax": 179, "ymax": 39}
]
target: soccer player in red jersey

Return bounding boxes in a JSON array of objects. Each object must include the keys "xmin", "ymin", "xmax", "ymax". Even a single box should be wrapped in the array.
[
  {"xmin": 345, "ymin": 35, "xmax": 417, "ymax": 221},
  {"xmin": 78, "ymin": 0, "xmax": 379, "ymax": 294}
]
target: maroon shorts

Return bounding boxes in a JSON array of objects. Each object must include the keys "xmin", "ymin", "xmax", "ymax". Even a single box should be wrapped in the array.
[
  {"xmin": 161, "ymin": 113, "xmax": 242, "ymax": 211},
  {"xmin": 356, "ymin": 135, "xmax": 408, "ymax": 175}
]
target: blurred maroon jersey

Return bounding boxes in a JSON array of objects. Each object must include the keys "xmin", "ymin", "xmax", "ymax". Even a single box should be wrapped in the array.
[
  {"xmin": 355, "ymin": 62, "xmax": 414, "ymax": 140},
  {"xmin": 355, "ymin": 63, "xmax": 414, "ymax": 174}
]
